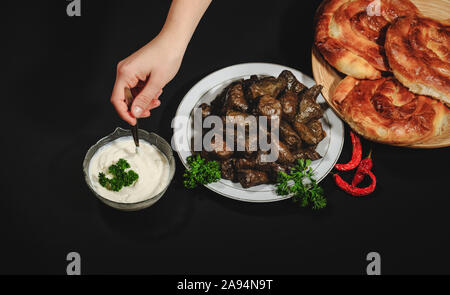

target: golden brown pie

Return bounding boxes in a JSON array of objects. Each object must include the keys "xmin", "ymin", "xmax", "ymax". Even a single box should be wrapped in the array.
[
  {"xmin": 332, "ymin": 76, "xmax": 449, "ymax": 144},
  {"xmin": 314, "ymin": 0, "xmax": 419, "ymax": 80},
  {"xmin": 385, "ymin": 15, "xmax": 450, "ymax": 106}
]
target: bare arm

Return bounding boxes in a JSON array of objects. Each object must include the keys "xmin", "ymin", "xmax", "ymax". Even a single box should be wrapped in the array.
[
  {"xmin": 110, "ymin": 0, "xmax": 212, "ymax": 125},
  {"xmin": 161, "ymin": 0, "xmax": 211, "ymax": 54}
]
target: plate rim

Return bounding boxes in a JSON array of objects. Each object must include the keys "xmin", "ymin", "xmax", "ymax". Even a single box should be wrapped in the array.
[{"xmin": 173, "ymin": 62, "xmax": 345, "ymax": 203}]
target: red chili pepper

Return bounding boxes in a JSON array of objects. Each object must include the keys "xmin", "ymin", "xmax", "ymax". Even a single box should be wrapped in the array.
[
  {"xmin": 334, "ymin": 131, "xmax": 362, "ymax": 171},
  {"xmin": 333, "ymin": 171, "xmax": 376, "ymax": 197},
  {"xmin": 352, "ymin": 150, "xmax": 373, "ymax": 187}
]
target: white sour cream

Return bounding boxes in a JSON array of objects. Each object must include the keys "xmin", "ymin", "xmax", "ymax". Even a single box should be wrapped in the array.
[{"xmin": 88, "ymin": 136, "xmax": 170, "ymax": 203}]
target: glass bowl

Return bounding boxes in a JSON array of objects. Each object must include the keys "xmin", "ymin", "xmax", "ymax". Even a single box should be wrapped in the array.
[{"xmin": 82, "ymin": 127, "xmax": 176, "ymax": 211}]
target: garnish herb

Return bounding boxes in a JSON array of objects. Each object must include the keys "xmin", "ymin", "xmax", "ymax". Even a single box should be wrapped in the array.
[
  {"xmin": 183, "ymin": 154, "xmax": 221, "ymax": 189},
  {"xmin": 276, "ymin": 159, "xmax": 326, "ymax": 210},
  {"xmin": 98, "ymin": 158, "xmax": 139, "ymax": 192}
]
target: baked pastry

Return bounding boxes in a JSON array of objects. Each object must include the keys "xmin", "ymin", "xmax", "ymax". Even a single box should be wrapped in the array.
[
  {"xmin": 385, "ymin": 15, "xmax": 450, "ymax": 106},
  {"xmin": 333, "ymin": 76, "xmax": 449, "ymax": 144},
  {"xmin": 315, "ymin": 0, "xmax": 419, "ymax": 80}
]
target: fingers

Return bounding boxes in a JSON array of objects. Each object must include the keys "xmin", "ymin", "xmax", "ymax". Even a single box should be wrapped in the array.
[
  {"xmin": 131, "ymin": 74, "xmax": 164, "ymax": 118},
  {"xmin": 111, "ymin": 60, "xmax": 163, "ymax": 123},
  {"xmin": 110, "ymin": 79, "xmax": 137, "ymax": 126},
  {"xmin": 139, "ymin": 99, "xmax": 162, "ymax": 118},
  {"xmin": 140, "ymin": 110, "xmax": 151, "ymax": 118},
  {"xmin": 149, "ymin": 98, "xmax": 161, "ymax": 110}
]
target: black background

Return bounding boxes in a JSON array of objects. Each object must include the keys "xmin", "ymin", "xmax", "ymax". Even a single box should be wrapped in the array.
[{"xmin": 2, "ymin": 0, "xmax": 449, "ymax": 275}]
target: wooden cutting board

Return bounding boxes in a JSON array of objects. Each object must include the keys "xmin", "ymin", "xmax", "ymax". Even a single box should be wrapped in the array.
[{"xmin": 311, "ymin": 0, "xmax": 450, "ymax": 148}]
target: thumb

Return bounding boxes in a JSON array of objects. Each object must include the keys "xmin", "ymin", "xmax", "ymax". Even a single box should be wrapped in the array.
[{"xmin": 131, "ymin": 75, "xmax": 163, "ymax": 118}]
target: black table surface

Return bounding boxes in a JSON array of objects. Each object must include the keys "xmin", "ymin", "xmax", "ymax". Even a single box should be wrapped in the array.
[{"xmin": 2, "ymin": 0, "xmax": 449, "ymax": 275}]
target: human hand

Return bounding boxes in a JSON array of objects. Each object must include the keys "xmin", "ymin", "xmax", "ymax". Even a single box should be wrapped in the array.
[{"xmin": 110, "ymin": 34, "xmax": 184, "ymax": 125}]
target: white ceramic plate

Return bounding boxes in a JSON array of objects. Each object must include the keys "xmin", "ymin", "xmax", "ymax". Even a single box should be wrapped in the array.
[{"xmin": 173, "ymin": 63, "xmax": 344, "ymax": 202}]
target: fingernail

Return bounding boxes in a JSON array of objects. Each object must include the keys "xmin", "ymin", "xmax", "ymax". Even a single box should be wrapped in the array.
[{"xmin": 133, "ymin": 106, "xmax": 143, "ymax": 117}]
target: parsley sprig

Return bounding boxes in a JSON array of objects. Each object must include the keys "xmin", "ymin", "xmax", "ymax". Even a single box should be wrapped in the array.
[
  {"xmin": 183, "ymin": 154, "xmax": 221, "ymax": 189},
  {"xmin": 98, "ymin": 159, "xmax": 139, "ymax": 192},
  {"xmin": 276, "ymin": 159, "xmax": 326, "ymax": 210}
]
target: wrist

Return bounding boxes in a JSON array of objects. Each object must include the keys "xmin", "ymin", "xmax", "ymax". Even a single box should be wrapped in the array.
[{"xmin": 157, "ymin": 27, "xmax": 190, "ymax": 57}]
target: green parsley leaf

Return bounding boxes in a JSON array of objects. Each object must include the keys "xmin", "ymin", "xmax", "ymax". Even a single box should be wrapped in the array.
[
  {"xmin": 183, "ymin": 154, "xmax": 221, "ymax": 189},
  {"xmin": 98, "ymin": 158, "xmax": 139, "ymax": 192},
  {"xmin": 275, "ymin": 159, "xmax": 327, "ymax": 210}
]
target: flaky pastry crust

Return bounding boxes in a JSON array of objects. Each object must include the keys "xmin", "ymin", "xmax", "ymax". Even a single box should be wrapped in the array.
[
  {"xmin": 333, "ymin": 76, "xmax": 449, "ymax": 144},
  {"xmin": 314, "ymin": 0, "xmax": 419, "ymax": 80},
  {"xmin": 385, "ymin": 15, "xmax": 450, "ymax": 106}
]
